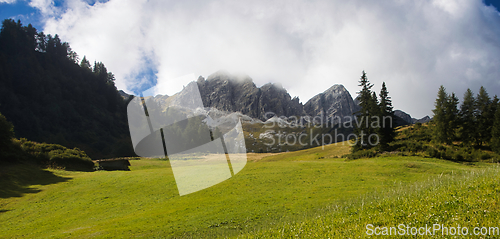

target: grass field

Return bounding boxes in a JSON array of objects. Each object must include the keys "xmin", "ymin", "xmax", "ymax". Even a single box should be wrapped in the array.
[{"xmin": 0, "ymin": 142, "xmax": 498, "ymax": 238}]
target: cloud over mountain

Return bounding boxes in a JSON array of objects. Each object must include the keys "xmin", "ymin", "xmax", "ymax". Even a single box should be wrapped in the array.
[{"xmin": 33, "ymin": 0, "xmax": 500, "ymax": 118}]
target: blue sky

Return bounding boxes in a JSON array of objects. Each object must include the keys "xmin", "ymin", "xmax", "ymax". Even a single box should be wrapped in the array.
[
  {"xmin": 0, "ymin": 0, "xmax": 105, "ymax": 30},
  {"xmin": 1, "ymin": 0, "xmax": 500, "ymax": 118},
  {"xmin": 0, "ymin": 0, "xmax": 42, "ymax": 29}
]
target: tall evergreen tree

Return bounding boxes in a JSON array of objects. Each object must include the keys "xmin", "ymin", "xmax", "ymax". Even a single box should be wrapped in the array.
[
  {"xmin": 378, "ymin": 82, "xmax": 395, "ymax": 150},
  {"xmin": 353, "ymin": 71, "xmax": 379, "ymax": 151},
  {"xmin": 491, "ymin": 98, "xmax": 500, "ymax": 154},
  {"xmin": 93, "ymin": 61, "xmax": 110, "ymax": 79},
  {"xmin": 491, "ymin": 95, "xmax": 499, "ymax": 116},
  {"xmin": 475, "ymin": 86, "xmax": 491, "ymax": 146},
  {"xmin": 433, "ymin": 86, "xmax": 449, "ymax": 144},
  {"xmin": 460, "ymin": 88, "xmax": 476, "ymax": 146},
  {"xmin": 80, "ymin": 56, "xmax": 91, "ymax": 70},
  {"xmin": 446, "ymin": 92, "xmax": 460, "ymax": 143},
  {"xmin": 36, "ymin": 31, "xmax": 46, "ymax": 52}
]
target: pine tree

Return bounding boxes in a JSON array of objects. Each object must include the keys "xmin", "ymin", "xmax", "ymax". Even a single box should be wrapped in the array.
[
  {"xmin": 488, "ymin": 95, "xmax": 498, "ymax": 148},
  {"xmin": 475, "ymin": 86, "xmax": 491, "ymax": 147},
  {"xmin": 353, "ymin": 71, "xmax": 379, "ymax": 151},
  {"xmin": 460, "ymin": 88, "xmax": 475, "ymax": 146},
  {"xmin": 378, "ymin": 82, "xmax": 395, "ymax": 151},
  {"xmin": 491, "ymin": 95, "xmax": 499, "ymax": 116},
  {"xmin": 433, "ymin": 86, "xmax": 449, "ymax": 144},
  {"xmin": 36, "ymin": 31, "xmax": 46, "ymax": 52},
  {"xmin": 446, "ymin": 92, "xmax": 459, "ymax": 143},
  {"xmin": 491, "ymin": 98, "xmax": 500, "ymax": 154},
  {"xmin": 80, "ymin": 56, "xmax": 91, "ymax": 70}
]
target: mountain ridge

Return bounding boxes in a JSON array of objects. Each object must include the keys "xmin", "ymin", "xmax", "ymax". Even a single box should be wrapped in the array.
[{"xmin": 140, "ymin": 71, "xmax": 428, "ymax": 125}]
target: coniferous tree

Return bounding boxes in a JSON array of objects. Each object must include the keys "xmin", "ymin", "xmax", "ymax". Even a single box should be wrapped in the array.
[
  {"xmin": 491, "ymin": 98, "xmax": 500, "ymax": 154},
  {"xmin": 488, "ymin": 95, "xmax": 499, "ymax": 147},
  {"xmin": 353, "ymin": 71, "xmax": 379, "ymax": 151},
  {"xmin": 36, "ymin": 31, "xmax": 46, "ymax": 52},
  {"xmin": 369, "ymin": 92, "xmax": 380, "ymax": 146},
  {"xmin": 475, "ymin": 86, "xmax": 491, "ymax": 146},
  {"xmin": 80, "ymin": 56, "xmax": 91, "ymax": 70},
  {"xmin": 25, "ymin": 23, "xmax": 36, "ymax": 51},
  {"xmin": 460, "ymin": 88, "xmax": 476, "ymax": 146},
  {"xmin": 371, "ymin": 92, "xmax": 379, "ymax": 110},
  {"xmin": 93, "ymin": 61, "xmax": 108, "ymax": 78},
  {"xmin": 378, "ymin": 82, "xmax": 395, "ymax": 150},
  {"xmin": 433, "ymin": 86, "xmax": 449, "ymax": 144},
  {"xmin": 67, "ymin": 46, "xmax": 78, "ymax": 63},
  {"xmin": 46, "ymin": 34, "xmax": 55, "ymax": 54},
  {"xmin": 491, "ymin": 95, "xmax": 499, "ymax": 116},
  {"xmin": 446, "ymin": 92, "xmax": 460, "ymax": 143}
]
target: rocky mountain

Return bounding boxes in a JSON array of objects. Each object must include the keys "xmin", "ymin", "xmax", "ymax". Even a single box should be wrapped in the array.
[
  {"xmin": 144, "ymin": 71, "xmax": 428, "ymax": 128},
  {"xmin": 413, "ymin": 116, "xmax": 432, "ymax": 124},
  {"xmin": 304, "ymin": 84, "xmax": 360, "ymax": 124},
  {"xmin": 148, "ymin": 71, "xmax": 362, "ymax": 123},
  {"xmin": 394, "ymin": 110, "xmax": 431, "ymax": 125},
  {"xmin": 196, "ymin": 71, "xmax": 304, "ymax": 120},
  {"xmin": 394, "ymin": 110, "xmax": 413, "ymax": 125}
]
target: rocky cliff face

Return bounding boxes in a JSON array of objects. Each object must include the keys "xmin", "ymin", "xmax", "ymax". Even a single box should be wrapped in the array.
[
  {"xmin": 304, "ymin": 84, "xmax": 360, "ymax": 123},
  {"xmin": 196, "ymin": 71, "xmax": 304, "ymax": 121}
]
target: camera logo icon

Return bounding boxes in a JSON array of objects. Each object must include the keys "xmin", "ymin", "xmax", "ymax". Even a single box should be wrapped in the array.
[{"xmin": 127, "ymin": 82, "xmax": 247, "ymax": 196}]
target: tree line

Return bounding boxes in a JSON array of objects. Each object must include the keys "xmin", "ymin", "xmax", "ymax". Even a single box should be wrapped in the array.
[
  {"xmin": 0, "ymin": 19, "xmax": 134, "ymax": 159},
  {"xmin": 433, "ymin": 85, "xmax": 500, "ymax": 153}
]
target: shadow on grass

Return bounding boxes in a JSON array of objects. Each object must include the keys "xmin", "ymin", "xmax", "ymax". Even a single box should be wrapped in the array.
[{"xmin": 0, "ymin": 163, "xmax": 70, "ymax": 199}]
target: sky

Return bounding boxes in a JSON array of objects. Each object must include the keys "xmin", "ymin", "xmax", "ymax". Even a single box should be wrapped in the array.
[{"xmin": 1, "ymin": 0, "xmax": 500, "ymax": 118}]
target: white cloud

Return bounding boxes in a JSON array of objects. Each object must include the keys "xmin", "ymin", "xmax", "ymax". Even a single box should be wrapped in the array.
[
  {"xmin": 0, "ymin": 0, "xmax": 17, "ymax": 3},
  {"xmin": 29, "ymin": 0, "xmax": 59, "ymax": 16},
  {"xmin": 39, "ymin": 0, "xmax": 500, "ymax": 118}
]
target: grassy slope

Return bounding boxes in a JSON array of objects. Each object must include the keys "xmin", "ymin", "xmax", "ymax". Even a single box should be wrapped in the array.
[
  {"xmin": 0, "ymin": 142, "xmax": 494, "ymax": 238},
  {"xmin": 242, "ymin": 167, "xmax": 500, "ymax": 238}
]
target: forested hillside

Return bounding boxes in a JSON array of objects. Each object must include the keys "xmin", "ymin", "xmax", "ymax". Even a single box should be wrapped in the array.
[{"xmin": 0, "ymin": 19, "xmax": 134, "ymax": 159}]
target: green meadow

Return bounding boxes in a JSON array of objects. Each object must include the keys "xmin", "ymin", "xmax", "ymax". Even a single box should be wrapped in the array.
[{"xmin": 1, "ymin": 142, "xmax": 498, "ymax": 238}]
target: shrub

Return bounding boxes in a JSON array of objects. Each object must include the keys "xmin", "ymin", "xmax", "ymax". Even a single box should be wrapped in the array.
[
  {"xmin": 425, "ymin": 147, "xmax": 439, "ymax": 158},
  {"xmin": 453, "ymin": 151, "xmax": 464, "ymax": 161},
  {"xmin": 346, "ymin": 149, "xmax": 379, "ymax": 160},
  {"xmin": 48, "ymin": 149, "xmax": 94, "ymax": 171},
  {"xmin": 480, "ymin": 152, "xmax": 491, "ymax": 160},
  {"xmin": 18, "ymin": 139, "xmax": 94, "ymax": 171}
]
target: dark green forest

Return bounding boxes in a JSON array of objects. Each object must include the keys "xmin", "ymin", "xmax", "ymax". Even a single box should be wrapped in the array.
[{"xmin": 0, "ymin": 19, "xmax": 134, "ymax": 159}]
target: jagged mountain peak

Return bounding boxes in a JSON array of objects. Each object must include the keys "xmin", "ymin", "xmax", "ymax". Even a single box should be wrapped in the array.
[
  {"xmin": 304, "ymin": 83, "xmax": 359, "ymax": 122},
  {"xmin": 260, "ymin": 82, "xmax": 286, "ymax": 92},
  {"xmin": 324, "ymin": 84, "xmax": 348, "ymax": 94},
  {"xmin": 193, "ymin": 72, "xmax": 303, "ymax": 120}
]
